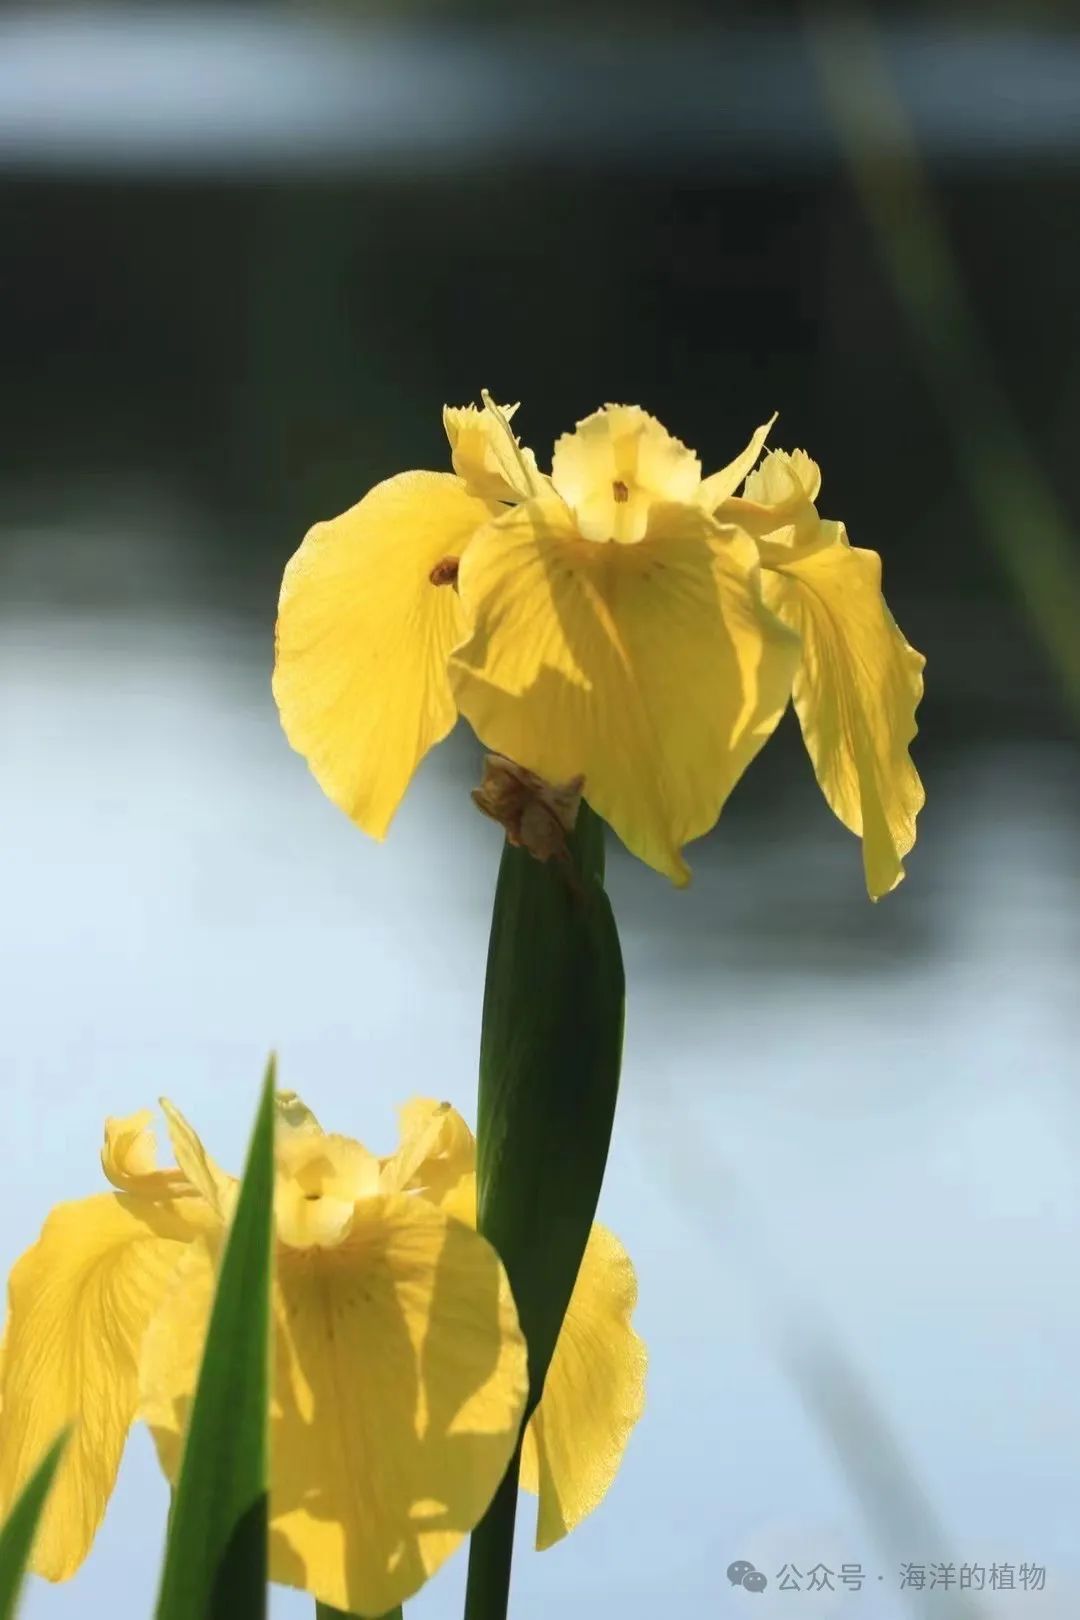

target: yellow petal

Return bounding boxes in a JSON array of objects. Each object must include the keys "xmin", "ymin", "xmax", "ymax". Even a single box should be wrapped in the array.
[
  {"xmin": 443, "ymin": 395, "xmax": 544, "ymax": 503},
  {"xmin": 275, "ymin": 1089, "xmax": 323, "ymax": 1138},
  {"xmin": 140, "ymin": 1196, "xmax": 528, "ymax": 1616},
  {"xmin": 382, "ymin": 1098, "xmax": 476, "ymax": 1205},
  {"xmin": 697, "ymin": 414, "xmax": 778, "ymax": 511},
  {"xmin": 451, "ymin": 497, "xmax": 800, "ymax": 883},
  {"xmin": 0, "ymin": 1192, "xmax": 198, "ymax": 1579},
  {"xmin": 550, "ymin": 405, "xmax": 701, "ymax": 545},
  {"xmin": 743, "ymin": 444, "xmax": 821, "ymax": 507},
  {"xmin": 101, "ymin": 1110, "xmax": 188, "ymax": 1201},
  {"xmin": 377, "ymin": 1118, "xmax": 647, "ymax": 1545},
  {"xmin": 764, "ymin": 533, "xmax": 925, "ymax": 897},
  {"xmin": 273, "ymin": 471, "xmax": 498, "ymax": 838},
  {"xmin": 721, "ymin": 447, "xmax": 828, "ymax": 559},
  {"xmin": 159, "ymin": 1099, "xmax": 236, "ymax": 1221},
  {"xmin": 275, "ymin": 1131, "xmax": 382, "ymax": 1249},
  {"xmin": 519, "ymin": 1222, "xmax": 645, "ymax": 1548}
]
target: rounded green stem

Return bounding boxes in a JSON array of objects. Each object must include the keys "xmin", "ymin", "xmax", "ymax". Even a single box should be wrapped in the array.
[{"xmin": 463, "ymin": 1438, "xmax": 523, "ymax": 1620}]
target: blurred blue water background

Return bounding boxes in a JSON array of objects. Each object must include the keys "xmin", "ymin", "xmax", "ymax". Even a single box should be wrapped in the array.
[{"xmin": 2, "ymin": 7, "xmax": 1079, "ymax": 1618}]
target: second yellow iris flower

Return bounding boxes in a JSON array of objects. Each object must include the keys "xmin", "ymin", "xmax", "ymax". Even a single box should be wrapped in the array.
[{"xmin": 0, "ymin": 1091, "xmax": 643, "ymax": 1612}]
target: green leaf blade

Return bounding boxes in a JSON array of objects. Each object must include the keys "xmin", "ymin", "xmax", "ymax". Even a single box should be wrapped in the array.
[
  {"xmin": 0, "ymin": 1430, "xmax": 67, "ymax": 1620},
  {"xmin": 476, "ymin": 802, "xmax": 624, "ymax": 1404},
  {"xmin": 155, "ymin": 1059, "xmax": 277, "ymax": 1620},
  {"xmin": 466, "ymin": 803, "xmax": 625, "ymax": 1620}
]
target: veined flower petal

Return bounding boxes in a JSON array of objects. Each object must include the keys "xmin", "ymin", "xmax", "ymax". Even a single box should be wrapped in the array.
[
  {"xmin": 519, "ymin": 1223, "xmax": 645, "ymax": 1549},
  {"xmin": 393, "ymin": 1100, "xmax": 646, "ymax": 1547},
  {"xmin": 551, "ymin": 405, "xmax": 701, "ymax": 545},
  {"xmin": 0, "ymin": 1192, "xmax": 200, "ymax": 1579},
  {"xmin": 273, "ymin": 471, "xmax": 498, "ymax": 838},
  {"xmin": 764, "ymin": 533, "xmax": 925, "ymax": 898},
  {"xmin": 140, "ymin": 1195, "xmax": 528, "ymax": 1616},
  {"xmin": 697, "ymin": 415, "xmax": 778, "ymax": 511},
  {"xmin": 443, "ymin": 396, "xmax": 544, "ymax": 504},
  {"xmin": 451, "ymin": 497, "xmax": 800, "ymax": 883}
]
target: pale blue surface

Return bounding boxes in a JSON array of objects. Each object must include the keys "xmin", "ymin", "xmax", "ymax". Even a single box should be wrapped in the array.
[{"xmin": 2, "ymin": 525, "xmax": 1078, "ymax": 1617}]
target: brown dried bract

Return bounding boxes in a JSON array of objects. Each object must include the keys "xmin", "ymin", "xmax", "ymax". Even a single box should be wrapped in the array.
[{"xmin": 471, "ymin": 754, "xmax": 585, "ymax": 867}]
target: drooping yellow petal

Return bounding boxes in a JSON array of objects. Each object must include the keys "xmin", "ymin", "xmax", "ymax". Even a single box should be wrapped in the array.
[
  {"xmin": 519, "ymin": 1222, "xmax": 645, "ymax": 1548},
  {"xmin": 696, "ymin": 414, "xmax": 778, "ymax": 511},
  {"xmin": 443, "ymin": 395, "xmax": 544, "ymax": 503},
  {"xmin": 0, "ymin": 1192, "xmax": 200, "ymax": 1579},
  {"xmin": 273, "ymin": 471, "xmax": 498, "ymax": 838},
  {"xmin": 451, "ymin": 497, "xmax": 800, "ymax": 883},
  {"xmin": 763, "ymin": 533, "xmax": 925, "ymax": 897},
  {"xmin": 140, "ymin": 1196, "xmax": 528, "ymax": 1616},
  {"xmin": 551, "ymin": 405, "xmax": 702, "ymax": 545},
  {"xmin": 385, "ymin": 1103, "xmax": 646, "ymax": 1546}
]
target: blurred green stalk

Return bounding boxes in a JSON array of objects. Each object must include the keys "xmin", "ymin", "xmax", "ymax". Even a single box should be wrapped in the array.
[
  {"xmin": 809, "ymin": 9, "xmax": 1080, "ymax": 717},
  {"xmin": 464, "ymin": 804, "xmax": 625, "ymax": 1620},
  {"xmin": 315, "ymin": 1606, "xmax": 402, "ymax": 1619}
]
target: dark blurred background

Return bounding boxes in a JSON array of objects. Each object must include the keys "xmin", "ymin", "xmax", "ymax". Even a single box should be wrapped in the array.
[{"xmin": 3, "ymin": 6, "xmax": 1079, "ymax": 1618}]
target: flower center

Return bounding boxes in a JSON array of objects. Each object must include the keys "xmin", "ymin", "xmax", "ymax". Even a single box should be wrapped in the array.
[{"xmin": 611, "ymin": 480, "xmax": 629, "ymax": 503}]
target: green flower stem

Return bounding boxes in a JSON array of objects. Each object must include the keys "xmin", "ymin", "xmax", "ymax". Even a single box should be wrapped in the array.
[
  {"xmin": 462, "ymin": 1436, "xmax": 522, "ymax": 1620},
  {"xmin": 464, "ymin": 801, "xmax": 625, "ymax": 1620},
  {"xmin": 315, "ymin": 1606, "xmax": 402, "ymax": 1620}
]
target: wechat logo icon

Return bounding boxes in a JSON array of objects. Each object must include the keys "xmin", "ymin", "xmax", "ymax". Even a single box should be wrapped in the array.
[{"xmin": 727, "ymin": 1560, "xmax": 768, "ymax": 1593}]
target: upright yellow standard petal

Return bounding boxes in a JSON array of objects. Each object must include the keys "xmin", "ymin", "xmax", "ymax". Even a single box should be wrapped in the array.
[
  {"xmin": 551, "ymin": 405, "xmax": 702, "ymax": 544},
  {"xmin": 102, "ymin": 1111, "xmax": 189, "ymax": 1201},
  {"xmin": 160, "ymin": 1098, "xmax": 237, "ymax": 1220},
  {"xmin": 443, "ymin": 396, "xmax": 544, "ymax": 503},
  {"xmin": 140, "ymin": 1195, "xmax": 528, "ymax": 1616},
  {"xmin": 722, "ymin": 447, "xmax": 828, "ymax": 557},
  {"xmin": 518, "ymin": 1223, "xmax": 645, "ymax": 1549},
  {"xmin": 451, "ymin": 498, "xmax": 800, "ymax": 883},
  {"xmin": 764, "ymin": 534, "xmax": 925, "ymax": 897},
  {"xmin": 273, "ymin": 470, "xmax": 498, "ymax": 838},
  {"xmin": 696, "ymin": 414, "xmax": 778, "ymax": 511},
  {"xmin": 382, "ymin": 1098, "xmax": 476, "ymax": 1205},
  {"xmin": 0, "ymin": 1192, "xmax": 201, "ymax": 1579}
]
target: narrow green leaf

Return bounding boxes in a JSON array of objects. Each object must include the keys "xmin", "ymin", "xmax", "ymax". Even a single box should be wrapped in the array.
[
  {"xmin": 155, "ymin": 1059, "xmax": 277, "ymax": 1620},
  {"xmin": 466, "ymin": 803, "xmax": 625, "ymax": 1620},
  {"xmin": 0, "ymin": 1430, "xmax": 67, "ymax": 1620},
  {"xmin": 475, "ymin": 802, "xmax": 622, "ymax": 1403}
]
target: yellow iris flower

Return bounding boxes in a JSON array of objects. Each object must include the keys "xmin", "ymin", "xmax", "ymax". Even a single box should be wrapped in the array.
[
  {"xmin": 0, "ymin": 1092, "xmax": 643, "ymax": 1608},
  {"xmin": 273, "ymin": 396, "xmax": 923, "ymax": 895},
  {"xmin": 0, "ymin": 1093, "xmax": 531, "ymax": 1614}
]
